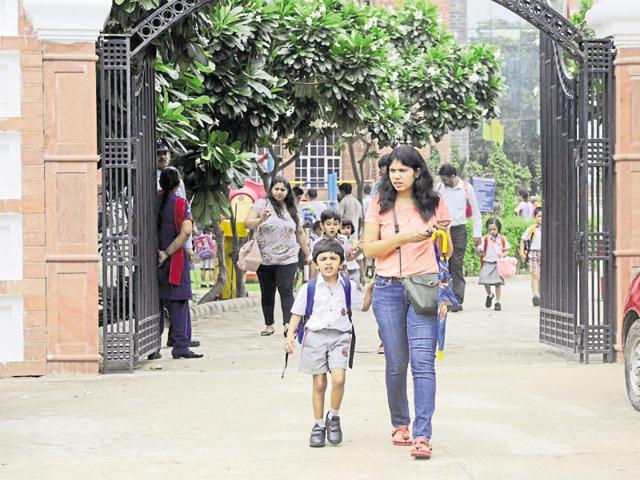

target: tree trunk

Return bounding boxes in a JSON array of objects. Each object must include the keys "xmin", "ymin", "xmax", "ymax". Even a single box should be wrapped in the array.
[
  {"xmin": 198, "ymin": 221, "xmax": 226, "ymax": 304},
  {"xmin": 348, "ymin": 140, "xmax": 362, "ymax": 203},
  {"xmin": 229, "ymin": 205, "xmax": 247, "ymax": 298}
]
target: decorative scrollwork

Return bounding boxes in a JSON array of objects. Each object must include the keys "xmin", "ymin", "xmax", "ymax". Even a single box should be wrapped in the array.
[
  {"xmin": 130, "ymin": 0, "xmax": 214, "ymax": 58},
  {"xmin": 491, "ymin": 0, "xmax": 583, "ymax": 58}
]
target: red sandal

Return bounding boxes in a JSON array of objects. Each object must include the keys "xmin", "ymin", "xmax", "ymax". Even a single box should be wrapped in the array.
[
  {"xmin": 410, "ymin": 438, "xmax": 433, "ymax": 459},
  {"xmin": 391, "ymin": 425, "xmax": 412, "ymax": 446}
]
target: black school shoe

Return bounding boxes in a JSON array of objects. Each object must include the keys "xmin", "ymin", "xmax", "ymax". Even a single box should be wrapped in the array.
[
  {"xmin": 172, "ymin": 350, "xmax": 204, "ymax": 359},
  {"xmin": 326, "ymin": 412, "xmax": 343, "ymax": 445},
  {"xmin": 494, "ymin": 302, "xmax": 502, "ymax": 311},
  {"xmin": 309, "ymin": 424, "xmax": 327, "ymax": 448},
  {"xmin": 485, "ymin": 293, "xmax": 495, "ymax": 308},
  {"xmin": 167, "ymin": 339, "xmax": 201, "ymax": 348}
]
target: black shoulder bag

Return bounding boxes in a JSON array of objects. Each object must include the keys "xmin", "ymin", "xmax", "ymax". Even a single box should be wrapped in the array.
[{"xmin": 392, "ymin": 205, "xmax": 440, "ymax": 315}]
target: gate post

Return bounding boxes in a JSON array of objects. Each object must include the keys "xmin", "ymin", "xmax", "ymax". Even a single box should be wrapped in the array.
[
  {"xmin": 589, "ymin": 0, "xmax": 640, "ymax": 356},
  {"xmin": 22, "ymin": 0, "xmax": 111, "ymax": 373}
]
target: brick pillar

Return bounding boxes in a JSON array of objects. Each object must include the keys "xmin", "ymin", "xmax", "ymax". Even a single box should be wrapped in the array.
[
  {"xmin": 589, "ymin": 0, "xmax": 640, "ymax": 352},
  {"xmin": 19, "ymin": 0, "xmax": 111, "ymax": 374},
  {"xmin": 42, "ymin": 42, "xmax": 100, "ymax": 373}
]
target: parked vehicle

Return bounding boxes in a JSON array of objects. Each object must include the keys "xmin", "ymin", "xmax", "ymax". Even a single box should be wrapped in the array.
[{"xmin": 622, "ymin": 272, "xmax": 640, "ymax": 411}]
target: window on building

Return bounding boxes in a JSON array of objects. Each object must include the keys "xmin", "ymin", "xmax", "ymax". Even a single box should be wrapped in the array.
[{"xmin": 295, "ymin": 134, "xmax": 341, "ymax": 188}]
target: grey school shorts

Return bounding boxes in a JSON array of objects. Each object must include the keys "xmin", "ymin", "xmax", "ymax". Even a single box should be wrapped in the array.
[{"xmin": 299, "ymin": 329, "xmax": 352, "ymax": 375}]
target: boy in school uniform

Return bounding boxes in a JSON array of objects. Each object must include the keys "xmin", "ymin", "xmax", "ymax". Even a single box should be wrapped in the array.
[
  {"xmin": 285, "ymin": 239, "xmax": 372, "ymax": 448},
  {"xmin": 309, "ymin": 209, "xmax": 353, "ymax": 279}
]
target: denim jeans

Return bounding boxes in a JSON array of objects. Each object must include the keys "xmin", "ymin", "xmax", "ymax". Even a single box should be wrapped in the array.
[{"xmin": 372, "ymin": 276, "xmax": 438, "ymax": 440}]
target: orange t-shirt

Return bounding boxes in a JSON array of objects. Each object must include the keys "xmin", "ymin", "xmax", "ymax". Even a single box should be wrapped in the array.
[{"xmin": 365, "ymin": 196, "xmax": 451, "ymax": 277}]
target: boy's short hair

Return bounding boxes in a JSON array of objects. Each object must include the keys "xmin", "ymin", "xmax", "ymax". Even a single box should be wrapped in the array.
[
  {"xmin": 534, "ymin": 207, "xmax": 542, "ymax": 217},
  {"xmin": 312, "ymin": 238, "xmax": 345, "ymax": 263},
  {"xmin": 518, "ymin": 189, "xmax": 530, "ymax": 200},
  {"xmin": 307, "ymin": 188, "xmax": 318, "ymax": 199},
  {"xmin": 292, "ymin": 186, "xmax": 304, "ymax": 196},
  {"xmin": 363, "ymin": 183, "xmax": 372, "ymax": 195},
  {"xmin": 438, "ymin": 164, "xmax": 457, "ymax": 177},
  {"xmin": 320, "ymin": 209, "xmax": 341, "ymax": 223},
  {"xmin": 338, "ymin": 183, "xmax": 352, "ymax": 194}
]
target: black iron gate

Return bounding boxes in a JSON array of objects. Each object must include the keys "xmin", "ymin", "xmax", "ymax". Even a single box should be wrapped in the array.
[
  {"xmin": 96, "ymin": 0, "xmax": 616, "ymax": 370},
  {"xmin": 511, "ymin": 3, "xmax": 616, "ymax": 362},
  {"xmin": 98, "ymin": 36, "xmax": 160, "ymax": 372}
]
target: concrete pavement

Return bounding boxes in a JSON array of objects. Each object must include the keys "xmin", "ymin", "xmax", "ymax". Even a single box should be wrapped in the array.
[{"xmin": 1, "ymin": 276, "xmax": 639, "ymax": 480}]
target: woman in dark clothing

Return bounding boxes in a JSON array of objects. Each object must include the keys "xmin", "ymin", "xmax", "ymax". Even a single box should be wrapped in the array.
[{"xmin": 153, "ymin": 167, "xmax": 202, "ymax": 360}]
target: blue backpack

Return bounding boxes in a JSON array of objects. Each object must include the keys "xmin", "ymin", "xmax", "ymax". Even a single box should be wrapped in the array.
[{"xmin": 282, "ymin": 276, "xmax": 356, "ymax": 378}]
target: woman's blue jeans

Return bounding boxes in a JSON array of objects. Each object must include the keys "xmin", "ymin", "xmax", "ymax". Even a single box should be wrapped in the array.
[{"xmin": 372, "ymin": 276, "xmax": 438, "ymax": 440}]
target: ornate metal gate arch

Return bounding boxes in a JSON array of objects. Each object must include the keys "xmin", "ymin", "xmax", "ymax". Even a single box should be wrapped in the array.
[
  {"xmin": 97, "ymin": 0, "xmax": 616, "ymax": 370},
  {"xmin": 489, "ymin": 0, "xmax": 615, "ymax": 362}
]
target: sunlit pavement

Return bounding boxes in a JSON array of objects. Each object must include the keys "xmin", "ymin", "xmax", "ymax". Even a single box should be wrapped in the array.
[{"xmin": 2, "ymin": 275, "xmax": 638, "ymax": 480}]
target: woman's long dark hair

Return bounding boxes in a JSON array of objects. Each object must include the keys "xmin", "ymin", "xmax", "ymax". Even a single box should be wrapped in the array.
[
  {"xmin": 157, "ymin": 167, "xmax": 181, "ymax": 229},
  {"xmin": 378, "ymin": 145, "xmax": 440, "ymax": 222},
  {"xmin": 267, "ymin": 175, "xmax": 299, "ymax": 227}
]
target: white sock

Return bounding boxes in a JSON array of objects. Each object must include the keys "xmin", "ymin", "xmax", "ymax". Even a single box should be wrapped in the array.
[
  {"xmin": 315, "ymin": 418, "xmax": 325, "ymax": 428},
  {"xmin": 329, "ymin": 409, "xmax": 339, "ymax": 418}
]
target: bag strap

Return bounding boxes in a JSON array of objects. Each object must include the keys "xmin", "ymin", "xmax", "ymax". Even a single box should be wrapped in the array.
[
  {"xmin": 342, "ymin": 276, "xmax": 352, "ymax": 315},
  {"xmin": 392, "ymin": 205, "xmax": 402, "ymax": 278},
  {"xmin": 305, "ymin": 277, "xmax": 317, "ymax": 320},
  {"xmin": 341, "ymin": 275, "xmax": 355, "ymax": 369}
]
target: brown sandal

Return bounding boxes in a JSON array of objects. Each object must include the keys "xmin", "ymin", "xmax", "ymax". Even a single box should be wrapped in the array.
[
  {"xmin": 391, "ymin": 425, "xmax": 412, "ymax": 446},
  {"xmin": 410, "ymin": 438, "xmax": 432, "ymax": 459}
]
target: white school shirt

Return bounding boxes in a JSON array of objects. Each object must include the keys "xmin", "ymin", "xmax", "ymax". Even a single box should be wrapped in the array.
[
  {"xmin": 291, "ymin": 275, "xmax": 364, "ymax": 332},
  {"xmin": 310, "ymin": 234, "xmax": 351, "ymax": 260},
  {"xmin": 521, "ymin": 225, "xmax": 542, "ymax": 251},
  {"xmin": 479, "ymin": 234, "xmax": 510, "ymax": 263},
  {"xmin": 436, "ymin": 180, "xmax": 482, "ymax": 237}
]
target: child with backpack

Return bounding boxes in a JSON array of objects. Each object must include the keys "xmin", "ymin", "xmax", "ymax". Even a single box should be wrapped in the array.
[
  {"xmin": 476, "ymin": 218, "xmax": 510, "ymax": 311},
  {"xmin": 193, "ymin": 227, "xmax": 217, "ymax": 288},
  {"xmin": 284, "ymin": 238, "xmax": 373, "ymax": 448},
  {"xmin": 520, "ymin": 207, "xmax": 543, "ymax": 306}
]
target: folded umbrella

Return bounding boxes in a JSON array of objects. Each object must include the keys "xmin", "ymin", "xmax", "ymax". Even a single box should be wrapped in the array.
[{"xmin": 432, "ymin": 230, "xmax": 458, "ymax": 360}]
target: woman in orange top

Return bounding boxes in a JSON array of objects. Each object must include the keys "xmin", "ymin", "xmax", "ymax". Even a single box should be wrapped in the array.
[{"xmin": 362, "ymin": 145, "xmax": 451, "ymax": 460}]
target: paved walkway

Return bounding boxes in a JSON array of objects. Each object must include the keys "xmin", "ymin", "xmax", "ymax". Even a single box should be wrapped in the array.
[{"xmin": 2, "ymin": 276, "xmax": 639, "ymax": 480}]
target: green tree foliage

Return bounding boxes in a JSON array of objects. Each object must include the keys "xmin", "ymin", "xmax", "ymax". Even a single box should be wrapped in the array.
[{"xmin": 107, "ymin": 0, "xmax": 505, "ymax": 217}]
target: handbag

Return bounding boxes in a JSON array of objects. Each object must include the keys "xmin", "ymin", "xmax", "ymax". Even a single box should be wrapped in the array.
[
  {"xmin": 392, "ymin": 206, "xmax": 439, "ymax": 315},
  {"xmin": 497, "ymin": 256, "xmax": 517, "ymax": 280},
  {"xmin": 238, "ymin": 231, "xmax": 262, "ymax": 272}
]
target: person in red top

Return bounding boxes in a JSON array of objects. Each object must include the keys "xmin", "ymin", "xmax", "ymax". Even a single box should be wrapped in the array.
[
  {"xmin": 152, "ymin": 167, "xmax": 203, "ymax": 360},
  {"xmin": 363, "ymin": 145, "xmax": 451, "ymax": 460}
]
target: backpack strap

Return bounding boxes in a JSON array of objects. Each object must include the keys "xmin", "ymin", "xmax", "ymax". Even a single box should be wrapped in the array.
[
  {"xmin": 341, "ymin": 275, "xmax": 355, "ymax": 369},
  {"xmin": 305, "ymin": 278, "xmax": 317, "ymax": 320}
]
